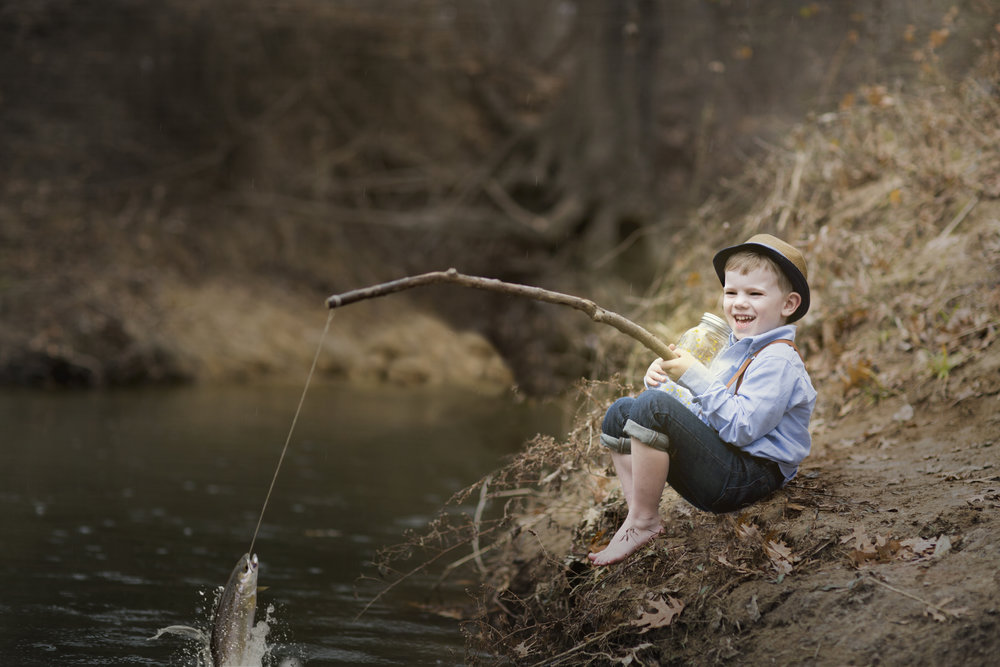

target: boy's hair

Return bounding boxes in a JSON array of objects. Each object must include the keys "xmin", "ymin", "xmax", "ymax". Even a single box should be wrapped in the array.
[{"xmin": 724, "ymin": 251, "xmax": 794, "ymax": 294}]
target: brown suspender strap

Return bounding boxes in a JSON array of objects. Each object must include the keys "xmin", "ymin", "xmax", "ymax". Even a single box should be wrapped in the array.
[{"xmin": 725, "ymin": 339, "xmax": 800, "ymax": 395}]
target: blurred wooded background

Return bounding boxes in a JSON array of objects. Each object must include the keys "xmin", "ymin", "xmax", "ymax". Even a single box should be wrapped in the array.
[{"xmin": 1, "ymin": 0, "xmax": 995, "ymax": 392}]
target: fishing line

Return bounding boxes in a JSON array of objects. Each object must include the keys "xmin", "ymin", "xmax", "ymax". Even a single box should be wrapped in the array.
[{"xmin": 248, "ymin": 309, "xmax": 334, "ymax": 556}]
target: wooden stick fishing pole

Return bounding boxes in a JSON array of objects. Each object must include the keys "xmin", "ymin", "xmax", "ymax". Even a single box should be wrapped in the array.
[{"xmin": 325, "ymin": 268, "xmax": 677, "ymax": 360}]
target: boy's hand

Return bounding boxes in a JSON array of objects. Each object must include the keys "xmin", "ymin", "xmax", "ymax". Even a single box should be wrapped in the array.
[
  {"xmin": 644, "ymin": 357, "xmax": 670, "ymax": 387},
  {"xmin": 660, "ymin": 345, "xmax": 698, "ymax": 381},
  {"xmin": 644, "ymin": 346, "xmax": 700, "ymax": 386}
]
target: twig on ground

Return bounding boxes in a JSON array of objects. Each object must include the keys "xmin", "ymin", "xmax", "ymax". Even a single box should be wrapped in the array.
[
  {"xmin": 472, "ymin": 474, "xmax": 491, "ymax": 575},
  {"xmin": 529, "ymin": 628, "xmax": 618, "ymax": 666},
  {"xmin": 776, "ymin": 151, "xmax": 807, "ymax": 232},
  {"xmin": 866, "ymin": 573, "xmax": 960, "ymax": 620},
  {"xmin": 935, "ymin": 196, "xmax": 978, "ymax": 240},
  {"xmin": 355, "ymin": 537, "xmax": 484, "ymax": 620},
  {"xmin": 440, "ymin": 513, "xmax": 549, "ymax": 580}
]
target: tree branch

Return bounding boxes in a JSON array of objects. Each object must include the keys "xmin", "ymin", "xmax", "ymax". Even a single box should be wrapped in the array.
[{"xmin": 326, "ymin": 268, "xmax": 676, "ymax": 360}]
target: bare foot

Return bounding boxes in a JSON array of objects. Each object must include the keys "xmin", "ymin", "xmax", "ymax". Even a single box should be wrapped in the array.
[{"xmin": 587, "ymin": 520, "xmax": 663, "ymax": 566}]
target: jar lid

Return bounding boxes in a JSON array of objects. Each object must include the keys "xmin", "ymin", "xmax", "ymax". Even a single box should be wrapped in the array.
[{"xmin": 700, "ymin": 312, "xmax": 732, "ymax": 338}]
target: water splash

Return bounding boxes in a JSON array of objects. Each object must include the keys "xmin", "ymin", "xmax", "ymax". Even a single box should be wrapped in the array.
[
  {"xmin": 241, "ymin": 606, "xmax": 274, "ymax": 666},
  {"xmin": 151, "ymin": 601, "xmax": 292, "ymax": 666}
]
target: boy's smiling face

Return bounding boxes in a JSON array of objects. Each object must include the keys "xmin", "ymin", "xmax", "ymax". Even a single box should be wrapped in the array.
[{"xmin": 723, "ymin": 266, "xmax": 802, "ymax": 340}]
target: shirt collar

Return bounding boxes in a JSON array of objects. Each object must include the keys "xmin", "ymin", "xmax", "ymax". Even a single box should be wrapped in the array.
[{"xmin": 727, "ymin": 324, "xmax": 798, "ymax": 354}]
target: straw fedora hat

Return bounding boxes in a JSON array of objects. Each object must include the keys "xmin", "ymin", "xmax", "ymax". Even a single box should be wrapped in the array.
[{"xmin": 712, "ymin": 234, "xmax": 810, "ymax": 322}]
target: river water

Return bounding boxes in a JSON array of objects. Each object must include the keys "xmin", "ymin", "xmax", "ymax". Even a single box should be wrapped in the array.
[{"xmin": 0, "ymin": 383, "xmax": 566, "ymax": 665}]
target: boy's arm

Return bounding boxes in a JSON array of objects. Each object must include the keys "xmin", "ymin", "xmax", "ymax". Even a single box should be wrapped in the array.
[{"xmin": 682, "ymin": 354, "xmax": 804, "ymax": 447}]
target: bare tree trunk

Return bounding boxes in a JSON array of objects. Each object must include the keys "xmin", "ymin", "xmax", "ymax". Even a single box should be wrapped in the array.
[{"xmin": 554, "ymin": 0, "xmax": 663, "ymax": 261}]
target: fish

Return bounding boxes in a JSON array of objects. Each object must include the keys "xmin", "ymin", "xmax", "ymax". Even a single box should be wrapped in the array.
[{"xmin": 210, "ymin": 552, "xmax": 260, "ymax": 667}]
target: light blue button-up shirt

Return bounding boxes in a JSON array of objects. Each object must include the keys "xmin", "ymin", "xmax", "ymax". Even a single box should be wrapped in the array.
[{"xmin": 655, "ymin": 324, "xmax": 817, "ymax": 482}]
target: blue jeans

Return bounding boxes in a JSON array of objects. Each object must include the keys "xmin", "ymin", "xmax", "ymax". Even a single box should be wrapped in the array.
[{"xmin": 601, "ymin": 390, "xmax": 784, "ymax": 513}]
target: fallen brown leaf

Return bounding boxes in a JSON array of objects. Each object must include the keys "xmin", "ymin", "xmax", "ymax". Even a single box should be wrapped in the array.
[
  {"xmin": 764, "ymin": 539, "xmax": 799, "ymax": 574},
  {"xmin": 632, "ymin": 595, "xmax": 685, "ymax": 633},
  {"xmin": 513, "ymin": 639, "xmax": 535, "ymax": 658}
]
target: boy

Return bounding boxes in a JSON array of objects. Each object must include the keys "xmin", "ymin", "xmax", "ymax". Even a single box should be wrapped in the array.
[{"xmin": 589, "ymin": 234, "xmax": 816, "ymax": 566}]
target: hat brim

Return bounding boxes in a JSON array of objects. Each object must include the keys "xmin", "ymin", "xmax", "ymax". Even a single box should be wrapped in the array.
[{"xmin": 713, "ymin": 242, "xmax": 810, "ymax": 322}]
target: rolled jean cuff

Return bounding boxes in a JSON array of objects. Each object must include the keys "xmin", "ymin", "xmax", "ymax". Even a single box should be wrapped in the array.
[
  {"xmin": 624, "ymin": 419, "xmax": 671, "ymax": 452},
  {"xmin": 600, "ymin": 433, "xmax": 631, "ymax": 454}
]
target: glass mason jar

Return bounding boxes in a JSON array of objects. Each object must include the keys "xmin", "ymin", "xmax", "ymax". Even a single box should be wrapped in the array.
[{"xmin": 676, "ymin": 312, "xmax": 731, "ymax": 365}]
